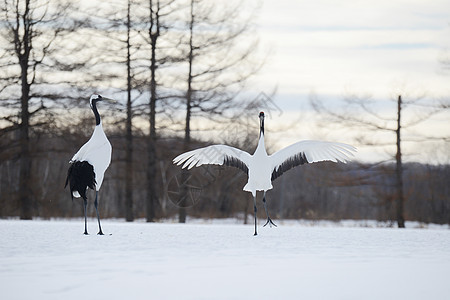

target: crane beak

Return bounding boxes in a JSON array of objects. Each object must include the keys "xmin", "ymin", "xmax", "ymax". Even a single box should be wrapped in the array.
[{"xmin": 101, "ymin": 97, "xmax": 117, "ymax": 104}]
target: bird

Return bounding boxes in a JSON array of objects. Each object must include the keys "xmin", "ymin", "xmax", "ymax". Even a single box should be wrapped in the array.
[
  {"xmin": 65, "ymin": 94, "xmax": 115, "ymax": 235},
  {"xmin": 173, "ymin": 111, "xmax": 356, "ymax": 235}
]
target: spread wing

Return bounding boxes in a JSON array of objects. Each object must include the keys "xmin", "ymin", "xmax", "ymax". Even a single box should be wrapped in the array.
[
  {"xmin": 270, "ymin": 140, "xmax": 356, "ymax": 181},
  {"xmin": 173, "ymin": 145, "xmax": 251, "ymax": 175}
]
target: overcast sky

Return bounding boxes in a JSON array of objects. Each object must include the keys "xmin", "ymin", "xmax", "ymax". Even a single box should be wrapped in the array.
[
  {"xmin": 247, "ymin": 0, "xmax": 450, "ymax": 163},
  {"xmin": 254, "ymin": 0, "xmax": 450, "ymax": 99}
]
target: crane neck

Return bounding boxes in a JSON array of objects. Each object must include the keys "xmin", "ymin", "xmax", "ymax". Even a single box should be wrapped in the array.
[
  {"xmin": 256, "ymin": 119, "xmax": 266, "ymax": 154},
  {"xmin": 259, "ymin": 118, "xmax": 264, "ymax": 137},
  {"xmin": 91, "ymin": 99, "xmax": 101, "ymax": 126}
]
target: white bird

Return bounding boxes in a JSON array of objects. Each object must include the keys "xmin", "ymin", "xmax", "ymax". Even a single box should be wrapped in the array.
[
  {"xmin": 65, "ymin": 94, "xmax": 115, "ymax": 235},
  {"xmin": 173, "ymin": 111, "xmax": 356, "ymax": 235}
]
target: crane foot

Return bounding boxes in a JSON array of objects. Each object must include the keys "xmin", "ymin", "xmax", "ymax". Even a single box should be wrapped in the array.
[{"xmin": 263, "ymin": 218, "xmax": 277, "ymax": 228}]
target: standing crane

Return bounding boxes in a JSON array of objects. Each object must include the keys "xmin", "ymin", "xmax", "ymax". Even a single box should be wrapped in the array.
[
  {"xmin": 65, "ymin": 94, "xmax": 115, "ymax": 235},
  {"xmin": 173, "ymin": 112, "xmax": 356, "ymax": 235}
]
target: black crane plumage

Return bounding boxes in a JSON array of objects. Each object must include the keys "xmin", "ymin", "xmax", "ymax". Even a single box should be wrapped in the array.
[{"xmin": 65, "ymin": 161, "xmax": 96, "ymax": 201}]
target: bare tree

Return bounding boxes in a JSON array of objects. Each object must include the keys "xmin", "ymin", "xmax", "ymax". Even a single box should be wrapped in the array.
[
  {"xmin": 80, "ymin": 0, "xmax": 149, "ymax": 221},
  {"xmin": 177, "ymin": 0, "xmax": 261, "ymax": 222},
  {"xmin": 0, "ymin": 0, "xmax": 81, "ymax": 219},
  {"xmin": 144, "ymin": 0, "xmax": 181, "ymax": 221},
  {"xmin": 394, "ymin": 95, "xmax": 405, "ymax": 227},
  {"xmin": 311, "ymin": 92, "xmax": 449, "ymax": 227},
  {"xmin": 145, "ymin": 0, "xmax": 159, "ymax": 222},
  {"xmin": 125, "ymin": 0, "xmax": 134, "ymax": 222}
]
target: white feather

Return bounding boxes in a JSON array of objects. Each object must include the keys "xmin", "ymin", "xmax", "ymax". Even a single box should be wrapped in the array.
[
  {"xmin": 173, "ymin": 144, "xmax": 251, "ymax": 170},
  {"xmin": 270, "ymin": 140, "xmax": 356, "ymax": 174},
  {"xmin": 71, "ymin": 123, "xmax": 112, "ymax": 190}
]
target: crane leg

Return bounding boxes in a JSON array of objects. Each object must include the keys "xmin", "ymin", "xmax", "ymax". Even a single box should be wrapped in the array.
[
  {"xmin": 253, "ymin": 194, "xmax": 258, "ymax": 236},
  {"xmin": 94, "ymin": 191, "xmax": 104, "ymax": 235},
  {"xmin": 263, "ymin": 192, "xmax": 277, "ymax": 228},
  {"xmin": 83, "ymin": 198, "xmax": 88, "ymax": 235}
]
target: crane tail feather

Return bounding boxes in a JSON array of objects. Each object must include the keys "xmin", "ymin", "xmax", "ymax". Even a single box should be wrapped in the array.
[{"xmin": 66, "ymin": 161, "xmax": 96, "ymax": 200}]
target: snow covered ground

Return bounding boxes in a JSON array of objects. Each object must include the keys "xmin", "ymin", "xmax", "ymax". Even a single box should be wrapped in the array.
[{"xmin": 1, "ymin": 219, "xmax": 449, "ymax": 300}]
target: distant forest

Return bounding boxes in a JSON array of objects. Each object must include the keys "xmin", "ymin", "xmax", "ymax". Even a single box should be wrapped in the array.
[{"xmin": 0, "ymin": 129, "xmax": 449, "ymax": 225}]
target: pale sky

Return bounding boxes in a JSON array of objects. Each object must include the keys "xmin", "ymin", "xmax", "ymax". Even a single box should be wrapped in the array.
[{"xmin": 246, "ymin": 0, "xmax": 450, "ymax": 163}]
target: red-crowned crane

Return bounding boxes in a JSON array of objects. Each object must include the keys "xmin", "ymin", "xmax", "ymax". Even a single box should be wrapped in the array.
[
  {"xmin": 65, "ymin": 94, "xmax": 115, "ymax": 235},
  {"xmin": 173, "ymin": 112, "xmax": 356, "ymax": 235}
]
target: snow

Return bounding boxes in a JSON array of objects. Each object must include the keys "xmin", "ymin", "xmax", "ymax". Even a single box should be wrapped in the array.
[{"xmin": 1, "ymin": 219, "xmax": 449, "ymax": 300}]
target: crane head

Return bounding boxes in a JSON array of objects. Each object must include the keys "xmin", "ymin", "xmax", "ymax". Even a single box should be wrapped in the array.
[
  {"xmin": 258, "ymin": 111, "xmax": 265, "ymax": 135},
  {"xmin": 89, "ymin": 94, "xmax": 116, "ymax": 107}
]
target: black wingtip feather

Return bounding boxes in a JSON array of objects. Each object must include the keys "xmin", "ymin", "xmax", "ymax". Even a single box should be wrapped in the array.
[
  {"xmin": 271, "ymin": 152, "xmax": 308, "ymax": 181},
  {"xmin": 223, "ymin": 155, "xmax": 249, "ymax": 175}
]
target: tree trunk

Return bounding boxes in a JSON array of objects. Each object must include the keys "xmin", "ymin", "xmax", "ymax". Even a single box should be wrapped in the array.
[
  {"xmin": 125, "ymin": 0, "xmax": 134, "ymax": 222},
  {"xmin": 18, "ymin": 0, "xmax": 32, "ymax": 220},
  {"xmin": 147, "ymin": 91, "xmax": 157, "ymax": 222},
  {"xmin": 395, "ymin": 95, "xmax": 405, "ymax": 228},
  {"xmin": 146, "ymin": 45, "xmax": 157, "ymax": 222},
  {"xmin": 146, "ymin": 0, "xmax": 159, "ymax": 222},
  {"xmin": 19, "ymin": 82, "xmax": 32, "ymax": 220},
  {"xmin": 178, "ymin": 0, "xmax": 195, "ymax": 223}
]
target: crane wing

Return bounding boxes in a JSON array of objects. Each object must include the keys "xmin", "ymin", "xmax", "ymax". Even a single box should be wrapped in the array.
[
  {"xmin": 173, "ymin": 145, "xmax": 251, "ymax": 174},
  {"xmin": 70, "ymin": 141, "xmax": 91, "ymax": 162},
  {"xmin": 270, "ymin": 140, "xmax": 356, "ymax": 181}
]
